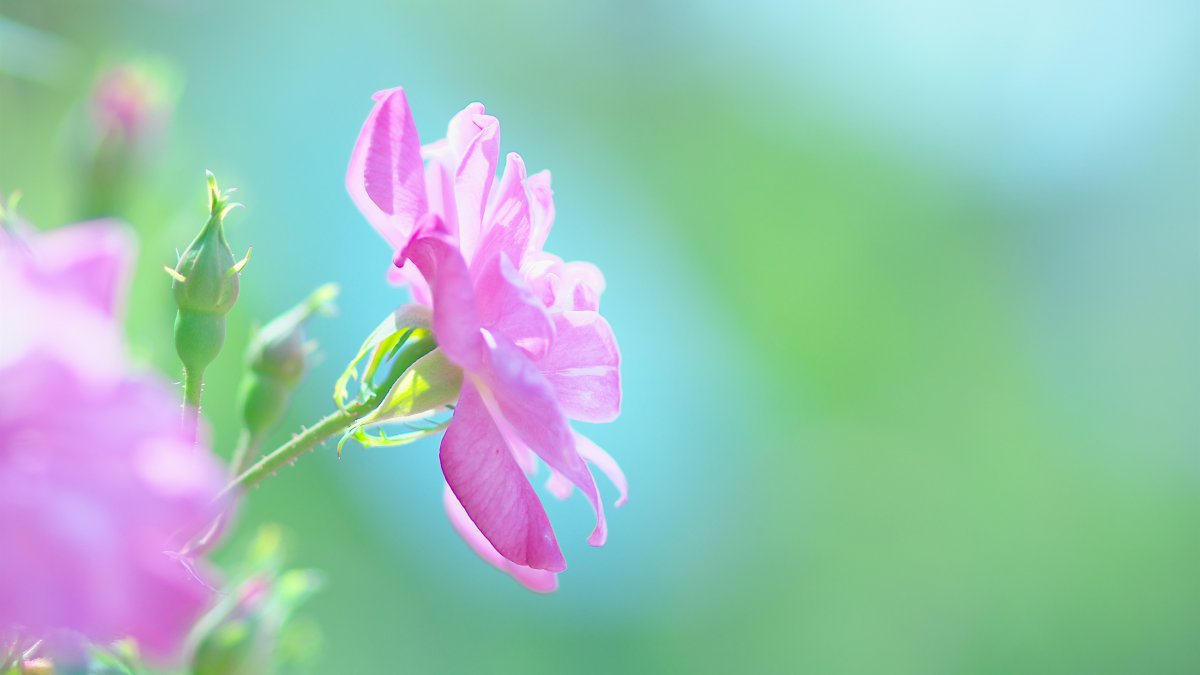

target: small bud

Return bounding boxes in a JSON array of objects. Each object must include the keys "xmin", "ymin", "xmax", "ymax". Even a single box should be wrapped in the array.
[
  {"xmin": 239, "ymin": 284, "xmax": 338, "ymax": 437},
  {"xmin": 79, "ymin": 60, "xmax": 179, "ymax": 217},
  {"xmin": 171, "ymin": 172, "xmax": 247, "ymax": 379}
]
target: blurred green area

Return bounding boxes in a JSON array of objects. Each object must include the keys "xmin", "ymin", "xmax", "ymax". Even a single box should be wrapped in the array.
[{"xmin": 2, "ymin": 1, "xmax": 1198, "ymax": 673}]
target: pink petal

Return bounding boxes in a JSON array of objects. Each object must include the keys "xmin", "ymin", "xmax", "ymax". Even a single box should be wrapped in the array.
[
  {"xmin": 545, "ymin": 469, "xmax": 574, "ymax": 500},
  {"xmin": 537, "ymin": 311, "xmax": 621, "ymax": 423},
  {"xmin": 402, "ymin": 222, "xmax": 483, "ymax": 371},
  {"xmin": 474, "ymin": 152, "xmax": 532, "ymax": 272},
  {"xmin": 477, "ymin": 333, "xmax": 607, "ymax": 546},
  {"xmin": 523, "ymin": 257, "xmax": 605, "ymax": 312},
  {"xmin": 386, "ymin": 259, "xmax": 432, "ymax": 305},
  {"xmin": 520, "ymin": 251, "xmax": 565, "ymax": 308},
  {"xmin": 575, "ymin": 433, "xmax": 628, "ymax": 507},
  {"xmin": 475, "ymin": 253, "xmax": 553, "ymax": 359},
  {"xmin": 440, "ymin": 383, "xmax": 564, "ymax": 571},
  {"xmin": 557, "ymin": 261, "xmax": 606, "ymax": 310},
  {"xmin": 544, "ymin": 433, "xmax": 628, "ymax": 508},
  {"xmin": 446, "ymin": 103, "xmax": 500, "ymax": 263},
  {"xmin": 422, "ymin": 141, "xmax": 459, "ymax": 237},
  {"xmin": 442, "ymin": 484, "xmax": 558, "ymax": 593},
  {"xmin": 346, "ymin": 87, "xmax": 428, "ymax": 249},
  {"xmin": 21, "ymin": 220, "xmax": 136, "ymax": 319},
  {"xmin": 526, "ymin": 169, "xmax": 555, "ymax": 251}
]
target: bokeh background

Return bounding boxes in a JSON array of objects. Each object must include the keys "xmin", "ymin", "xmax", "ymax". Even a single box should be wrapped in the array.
[{"xmin": 2, "ymin": 1, "xmax": 1198, "ymax": 672}]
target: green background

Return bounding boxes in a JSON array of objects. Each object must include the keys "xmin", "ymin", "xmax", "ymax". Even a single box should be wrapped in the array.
[{"xmin": 2, "ymin": 1, "xmax": 1197, "ymax": 672}]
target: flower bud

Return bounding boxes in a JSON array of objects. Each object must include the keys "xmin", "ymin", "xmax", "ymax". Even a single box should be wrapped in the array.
[
  {"xmin": 78, "ymin": 60, "xmax": 179, "ymax": 218},
  {"xmin": 238, "ymin": 284, "xmax": 338, "ymax": 437},
  {"xmin": 169, "ymin": 172, "xmax": 248, "ymax": 377},
  {"xmin": 90, "ymin": 62, "xmax": 175, "ymax": 150}
]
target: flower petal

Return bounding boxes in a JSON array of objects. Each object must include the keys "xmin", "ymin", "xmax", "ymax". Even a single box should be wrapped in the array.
[
  {"xmin": 24, "ymin": 220, "xmax": 136, "ymax": 319},
  {"xmin": 557, "ymin": 261, "xmax": 606, "ymax": 311},
  {"xmin": 475, "ymin": 253, "xmax": 553, "ymax": 360},
  {"xmin": 446, "ymin": 103, "xmax": 499, "ymax": 263},
  {"xmin": 477, "ymin": 333, "xmax": 607, "ymax": 546},
  {"xmin": 421, "ymin": 140, "xmax": 459, "ymax": 237},
  {"xmin": 575, "ymin": 433, "xmax": 628, "ymax": 507},
  {"xmin": 538, "ymin": 311, "xmax": 621, "ymax": 423},
  {"xmin": 402, "ymin": 222, "xmax": 483, "ymax": 371},
  {"xmin": 544, "ymin": 433, "xmax": 627, "ymax": 508},
  {"xmin": 442, "ymin": 484, "xmax": 558, "ymax": 593},
  {"xmin": 346, "ymin": 87, "xmax": 428, "ymax": 248},
  {"xmin": 526, "ymin": 169, "xmax": 555, "ymax": 251},
  {"xmin": 474, "ymin": 152, "xmax": 532, "ymax": 272},
  {"xmin": 386, "ymin": 259, "xmax": 432, "ymax": 305},
  {"xmin": 440, "ymin": 382, "xmax": 564, "ymax": 571}
]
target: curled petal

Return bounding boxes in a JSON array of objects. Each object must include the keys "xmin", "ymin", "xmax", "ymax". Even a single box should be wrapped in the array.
[
  {"xmin": 575, "ymin": 433, "xmax": 628, "ymax": 507},
  {"xmin": 440, "ymin": 383, "xmax": 564, "ymax": 571},
  {"xmin": 526, "ymin": 169, "xmax": 555, "ymax": 252},
  {"xmin": 523, "ymin": 256, "xmax": 606, "ymax": 312},
  {"xmin": 545, "ymin": 468, "xmax": 573, "ymax": 501},
  {"xmin": 474, "ymin": 152, "xmax": 531, "ymax": 272},
  {"xmin": 346, "ymin": 87, "xmax": 428, "ymax": 248},
  {"xmin": 402, "ymin": 222, "xmax": 483, "ymax": 371},
  {"xmin": 446, "ymin": 103, "xmax": 499, "ymax": 263},
  {"xmin": 477, "ymin": 334, "xmax": 607, "ymax": 546},
  {"xmin": 443, "ymin": 484, "xmax": 558, "ymax": 593},
  {"xmin": 386, "ymin": 260, "xmax": 432, "ymax": 305},
  {"xmin": 544, "ymin": 434, "xmax": 627, "ymax": 508},
  {"xmin": 538, "ymin": 311, "xmax": 621, "ymax": 423}
]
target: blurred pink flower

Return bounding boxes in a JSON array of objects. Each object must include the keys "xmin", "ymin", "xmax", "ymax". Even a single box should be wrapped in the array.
[
  {"xmin": 347, "ymin": 88, "xmax": 625, "ymax": 591},
  {"xmin": 90, "ymin": 63, "xmax": 173, "ymax": 148},
  {"xmin": 0, "ymin": 220, "xmax": 227, "ymax": 660}
]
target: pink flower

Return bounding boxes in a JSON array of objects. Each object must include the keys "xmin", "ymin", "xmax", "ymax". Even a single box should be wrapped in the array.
[
  {"xmin": 347, "ymin": 88, "xmax": 625, "ymax": 591},
  {"xmin": 90, "ymin": 63, "xmax": 173, "ymax": 149},
  {"xmin": 0, "ymin": 220, "xmax": 228, "ymax": 660}
]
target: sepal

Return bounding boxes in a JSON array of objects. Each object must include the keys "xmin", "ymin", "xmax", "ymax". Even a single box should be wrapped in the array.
[{"xmin": 332, "ymin": 303, "xmax": 431, "ymax": 409}]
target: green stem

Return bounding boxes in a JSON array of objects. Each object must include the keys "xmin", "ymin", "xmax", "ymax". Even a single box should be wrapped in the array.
[
  {"xmin": 219, "ymin": 334, "xmax": 437, "ymax": 500},
  {"xmin": 184, "ymin": 406, "xmax": 364, "ymax": 555},
  {"xmin": 183, "ymin": 367, "xmax": 204, "ymax": 410},
  {"xmin": 228, "ymin": 429, "xmax": 263, "ymax": 479},
  {"xmin": 219, "ymin": 406, "xmax": 360, "ymax": 499}
]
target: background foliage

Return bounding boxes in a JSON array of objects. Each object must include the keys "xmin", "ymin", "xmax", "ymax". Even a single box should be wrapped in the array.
[{"xmin": 1, "ymin": 1, "xmax": 1197, "ymax": 672}]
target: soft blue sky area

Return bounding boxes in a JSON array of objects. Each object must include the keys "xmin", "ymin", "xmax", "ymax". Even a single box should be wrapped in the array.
[{"xmin": 694, "ymin": 1, "xmax": 1199, "ymax": 191}]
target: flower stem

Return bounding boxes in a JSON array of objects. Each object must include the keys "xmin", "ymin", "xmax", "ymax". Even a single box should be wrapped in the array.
[
  {"xmin": 228, "ymin": 429, "xmax": 263, "ymax": 479},
  {"xmin": 220, "ymin": 334, "xmax": 436, "ymax": 498},
  {"xmin": 219, "ymin": 406, "xmax": 361, "ymax": 499},
  {"xmin": 183, "ymin": 366, "xmax": 204, "ymax": 409}
]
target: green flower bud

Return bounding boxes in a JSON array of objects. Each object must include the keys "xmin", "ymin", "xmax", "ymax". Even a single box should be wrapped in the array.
[
  {"xmin": 168, "ymin": 172, "xmax": 248, "ymax": 382},
  {"xmin": 239, "ymin": 284, "xmax": 338, "ymax": 438}
]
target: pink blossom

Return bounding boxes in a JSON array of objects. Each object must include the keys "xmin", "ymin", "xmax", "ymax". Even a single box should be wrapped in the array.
[
  {"xmin": 347, "ymin": 88, "xmax": 625, "ymax": 590},
  {"xmin": 0, "ymin": 221, "xmax": 228, "ymax": 660},
  {"xmin": 90, "ymin": 63, "xmax": 172, "ymax": 148}
]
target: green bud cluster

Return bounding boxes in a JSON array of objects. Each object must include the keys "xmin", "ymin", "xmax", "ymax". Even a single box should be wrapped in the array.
[
  {"xmin": 169, "ymin": 172, "xmax": 248, "ymax": 406},
  {"xmin": 239, "ymin": 284, "xmax": 338, "ymax": 438}
]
